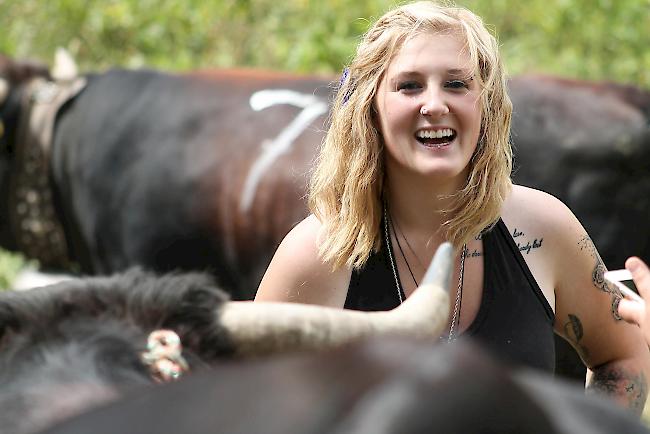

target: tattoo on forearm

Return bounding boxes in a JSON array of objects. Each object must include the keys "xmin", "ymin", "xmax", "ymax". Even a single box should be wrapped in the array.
[
  {"xmin": 563, "ymin": 313, "xmax": 590, "ymax": 359},
  {"xmin": 587, "ymin": 364, "xmax": 648, "ymax": 416},
  {"xmin": 578, "ymin": 235, "xmax": 623, "ymax": 321}
]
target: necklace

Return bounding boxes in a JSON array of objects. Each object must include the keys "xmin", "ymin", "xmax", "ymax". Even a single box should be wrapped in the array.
[
  {"xmin": 389, "ymin": 214, "xmax": 418, "ymax": 288},
  {"xmin": 383, "ymin": 204, "xmax": 467, "ymax": 342}
]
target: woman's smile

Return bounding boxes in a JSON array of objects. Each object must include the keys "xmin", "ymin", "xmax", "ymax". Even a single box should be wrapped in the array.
[{"xmin": 415, "ymin": 127, "xmax": 457, "ymax": 148}]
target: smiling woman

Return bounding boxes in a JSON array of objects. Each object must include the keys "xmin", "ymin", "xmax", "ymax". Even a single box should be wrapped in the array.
[
  {"xmin": 254, "ymin": 0, "xmax": 650, "ymax": 417},
  {"xmin": 375, "ymin": 32, "xmax": 482, "ymax": 194}
]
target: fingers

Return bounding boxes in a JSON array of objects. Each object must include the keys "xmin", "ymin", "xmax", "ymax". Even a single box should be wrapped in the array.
[
  {"xmin": 617, "ymin": 298, "xmax": 645, "ymax": 327},
  {"xmin": 615, "ymin": 282, "xmax": 643, "ymax": 303},
  {"xmin": 626, "ymin": 257, "xmax": 650, "ymax": 299}
]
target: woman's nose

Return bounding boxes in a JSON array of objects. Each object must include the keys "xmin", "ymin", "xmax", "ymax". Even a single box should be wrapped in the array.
[{"xmin": 420, "ymin": 90, "xmax": 449, "ymax": 117}]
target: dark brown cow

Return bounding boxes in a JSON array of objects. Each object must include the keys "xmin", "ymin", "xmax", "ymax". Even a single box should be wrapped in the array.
[{"xmin": 33, "ymin": 337, "xmax": 650, "ymax": 434}]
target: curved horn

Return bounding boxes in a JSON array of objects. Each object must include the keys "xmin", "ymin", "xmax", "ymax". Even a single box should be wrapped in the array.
[
  {"xmin": 0, "ymin": 78, "xmax": 8, "ymax": 105},
  {"xmin": 52, "ymin": 47, "xmax": 78, "ymax": 81},
  {"xmin": 219, "ymin": 243, "xmax": 454, "ymax": 356}
]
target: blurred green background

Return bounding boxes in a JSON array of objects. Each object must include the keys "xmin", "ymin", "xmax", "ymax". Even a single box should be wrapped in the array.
[
  {"xmin": 1, "ymin": 0, "xmax": 649, "ymax": 87},
  {"xmin": 0, "ymin": 0, "xmax": 648, "ymax": 284}
]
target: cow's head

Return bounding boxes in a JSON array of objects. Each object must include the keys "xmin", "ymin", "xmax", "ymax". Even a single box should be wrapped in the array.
[{"xmin": 0, "ymin": 244, "xmax": 454, "ymax": 433}]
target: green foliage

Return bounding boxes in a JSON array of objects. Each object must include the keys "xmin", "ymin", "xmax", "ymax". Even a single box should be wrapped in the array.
[
  {"xmin": 466, "ymin": 0, "xmax": 650, "ymax": 87},
  {"xmin": 0, "ymin": 0, "xmax": 647, "ymax": 86},
  {"xmin": 0, "ymin": 248, "xmax": 28, "ymax": 291}
]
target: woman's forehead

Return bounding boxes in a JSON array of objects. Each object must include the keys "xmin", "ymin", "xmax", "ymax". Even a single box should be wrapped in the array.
[{"xmin": 386, "ymin": 32, "xmax": 473, "ymax": 76}]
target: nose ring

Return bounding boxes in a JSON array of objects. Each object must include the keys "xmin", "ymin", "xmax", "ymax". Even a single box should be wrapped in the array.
[{"xmin": 420, "ymin": 106, "xmax": 428, "ymax": 115}]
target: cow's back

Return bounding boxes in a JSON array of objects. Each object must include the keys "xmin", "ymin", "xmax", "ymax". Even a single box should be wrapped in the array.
[
  {"xmin": 51, "ymin": 68, "xmax": 333, "ymax": 299},
  {"xmin": 509, "ymin": 75, "xmax": 650, "ymax": 269}
]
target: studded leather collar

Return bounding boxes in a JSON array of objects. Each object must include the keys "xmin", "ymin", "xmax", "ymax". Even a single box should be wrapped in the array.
[{"xmin": 7, "ymin": 77, "xmax": 86, "ymax": 268}]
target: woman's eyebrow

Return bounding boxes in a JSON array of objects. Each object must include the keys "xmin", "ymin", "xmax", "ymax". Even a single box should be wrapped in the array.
[
  {"xmin": 392, "ymin": 70, "xmax": 421, "ymax": 78},
  {"xmin": 392, "ymin": 68, "xmax": 473, "ymax": 78},
  {"xmin": 447, "ymin": 68, "xmax": 473, "ymax": 77}
]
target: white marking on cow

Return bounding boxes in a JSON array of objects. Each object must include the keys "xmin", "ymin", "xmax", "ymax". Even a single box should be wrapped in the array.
[{"xmin": 240, "ymin": 90, "xmax": 328, "ymax": 212}]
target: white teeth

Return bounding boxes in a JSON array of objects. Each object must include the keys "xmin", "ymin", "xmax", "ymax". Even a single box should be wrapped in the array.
[{"xmin": 416, "ymin": 129, "xmax": 454, "ymax": 139}]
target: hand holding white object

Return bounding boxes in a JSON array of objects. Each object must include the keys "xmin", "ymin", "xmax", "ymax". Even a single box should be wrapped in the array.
[{"xmin": 617, "ymin": 257, "xmax": 650, "ymax": 346}]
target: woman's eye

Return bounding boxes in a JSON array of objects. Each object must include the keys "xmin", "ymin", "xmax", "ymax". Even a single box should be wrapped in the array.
[
  {"xmin": 397, "ymin": 81, "xmax": 421, "ymax": 92},
  {"xmin": 445, "ymin": 80, "xmax": 469, "ymax": 90}
]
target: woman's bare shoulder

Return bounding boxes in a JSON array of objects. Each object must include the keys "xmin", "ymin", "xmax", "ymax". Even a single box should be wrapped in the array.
[
  {"xmin": 502, "ymin": 184, "xmax": 575, "ymax": 230},
  {"xmin": 254, "ymin": 215, "xmax": 352, "ymax": 307}
]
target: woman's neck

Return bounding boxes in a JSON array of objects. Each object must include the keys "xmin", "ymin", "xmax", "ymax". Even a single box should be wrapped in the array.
[{"xmin": 385, "ymin": 169, "xmax": 468, "ymax": 236}]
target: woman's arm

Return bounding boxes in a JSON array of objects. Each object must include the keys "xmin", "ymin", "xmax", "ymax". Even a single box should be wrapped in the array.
[
  {"xmin": 254, "ymin": 215, "xmax": 351, "ymax": 307},
  {"xmin": 546, "ymin": 196, "xmax": 650, "ymax": 416}
]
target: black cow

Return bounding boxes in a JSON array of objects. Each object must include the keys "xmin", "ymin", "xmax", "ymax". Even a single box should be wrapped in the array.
[
  {"xmin": 0, "ymin": 246, "xmax": 456, "ymax": 434},
  {"xmin": 509, "ymin": 75, "xmax": 650, "ymax": 269},
  {"xmin": 0, "ymin": 58, "xmax": 330, "ymax": 300},
  {"xmin": 0, "ymin": 268, "xmax": 646, "ymax": 434}
]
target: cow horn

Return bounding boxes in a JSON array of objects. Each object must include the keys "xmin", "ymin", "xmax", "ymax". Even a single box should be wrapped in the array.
[
  {"xmin": 218, "ymin": 243, "xmax": 454, "ymax": 356},
  {"xmin": 0, "ymin": 78, "xmax": 8, "ymax": 105},
  {"xmin": 51, "ymin": 47, "xmax": 78, "ymax": 81}
]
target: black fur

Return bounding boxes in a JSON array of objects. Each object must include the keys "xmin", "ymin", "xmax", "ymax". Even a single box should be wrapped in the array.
[{"xmin": 0, "ymin": 269, "xmax": 237, "ymax": 433}]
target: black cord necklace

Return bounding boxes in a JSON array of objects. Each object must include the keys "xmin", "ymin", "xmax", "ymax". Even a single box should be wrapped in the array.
[{"xmin": 388, "ymin": 212, "xmax": 418, "ymax": 287}]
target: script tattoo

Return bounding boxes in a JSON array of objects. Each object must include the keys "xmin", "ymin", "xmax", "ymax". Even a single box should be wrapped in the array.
[
  {"xmin": 587, "ymin": 365, "xmax": 648, "ymax": 416},
  {"xmin": 467, "ymin": 233, "xmax": 484, "ymax": 258},
  {"xmin": 513, "ymin": 228, "xmax": 543, "ymax": 255},
  {"xmin": 578, "ymin": 235, "xmax": 623, "ymax": 320},
  {"xmin": 563, "ymin": 314, "xmax": 589, "ymax": 359}
]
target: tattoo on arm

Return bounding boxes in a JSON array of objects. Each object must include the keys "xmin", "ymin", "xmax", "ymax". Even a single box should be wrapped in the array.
[
  {"xmin": 563, "ymin": 313, "xmax": 590, "ymax": 359},
  {"xmin": 587, "ymin": 364, "xmax": 648, "ymax": 416},
  {"xmin": 510, "ymin": 228, "xmax": 544, "ymax": 255},
  {"xmin": 565, "ymin": 313, "xmax": 649, "ymax": 415},
  {"xmin": 578, "ymin": 235, "xmax": 623, "ymax": 321}
]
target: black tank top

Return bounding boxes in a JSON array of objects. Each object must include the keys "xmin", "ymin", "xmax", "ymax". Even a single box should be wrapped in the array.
[{"xmin": 345, "ymin": 218, "xmax": 556, "ymax": 373}]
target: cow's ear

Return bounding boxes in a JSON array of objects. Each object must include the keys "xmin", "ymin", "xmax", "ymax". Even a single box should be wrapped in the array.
[{"xmin": 51, "ymin": 47, "xmax": 78, "ymax": 82}]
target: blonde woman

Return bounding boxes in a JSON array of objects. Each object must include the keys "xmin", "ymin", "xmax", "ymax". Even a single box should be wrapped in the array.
[{"xmin": 256, "ymin": 1, "xmax": 650, "ymax": 415}]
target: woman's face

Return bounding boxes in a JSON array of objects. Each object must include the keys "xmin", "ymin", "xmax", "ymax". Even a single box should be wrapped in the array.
[{"xmin": 375, "ymin": 32, "xmax": 482, "ymax": 189}]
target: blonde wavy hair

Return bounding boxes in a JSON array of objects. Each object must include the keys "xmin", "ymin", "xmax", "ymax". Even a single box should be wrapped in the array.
[{"xmin": 309, "ymin": 0, "xmax": 513, "ymax": 270}]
